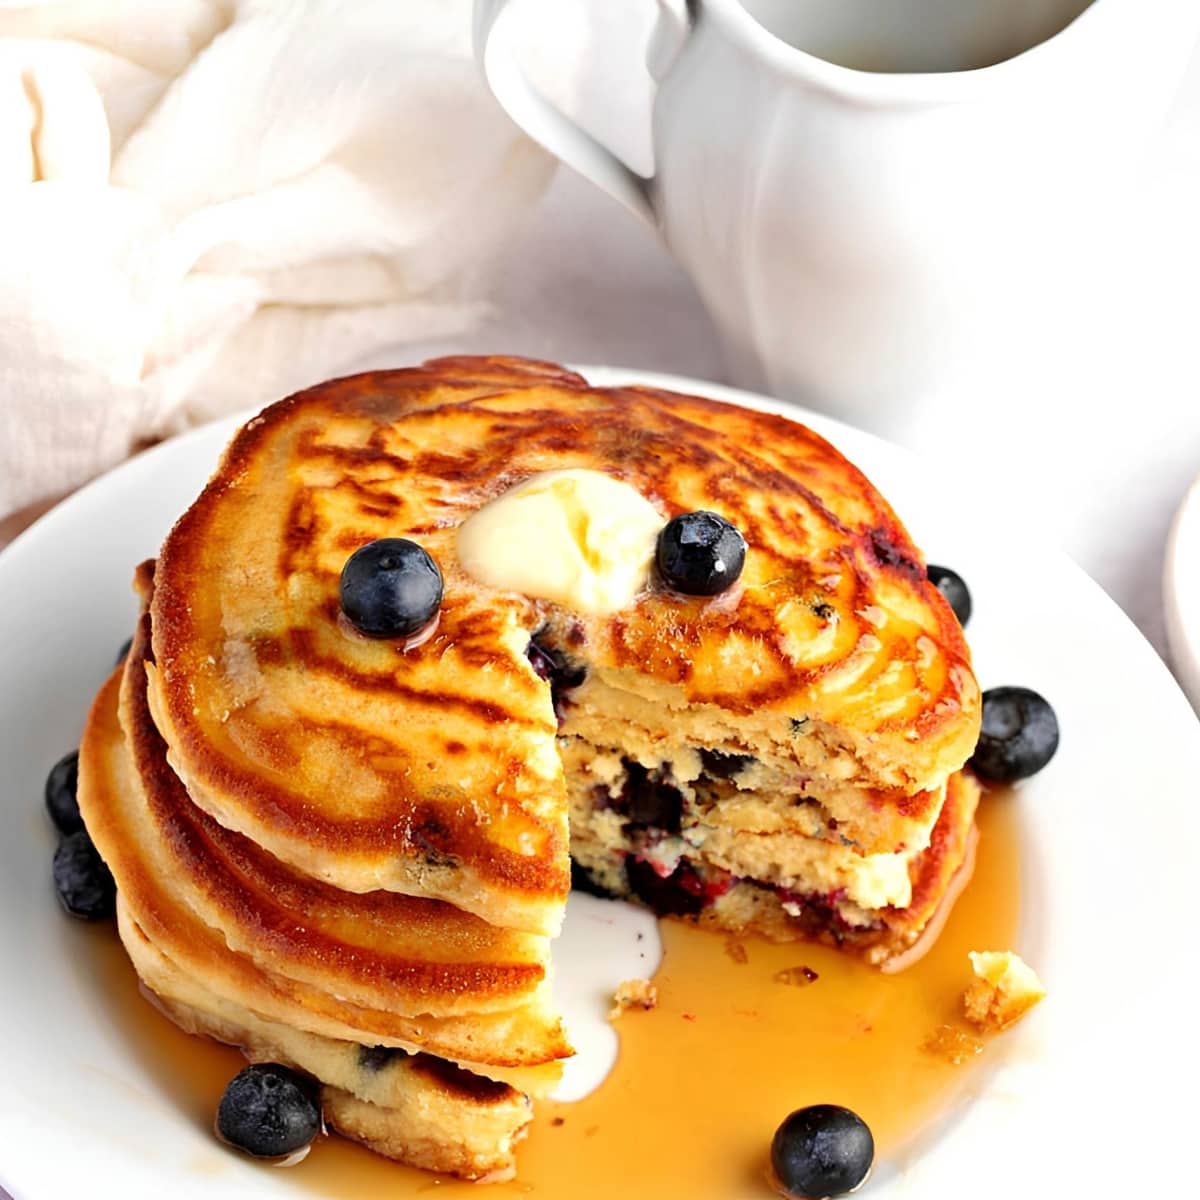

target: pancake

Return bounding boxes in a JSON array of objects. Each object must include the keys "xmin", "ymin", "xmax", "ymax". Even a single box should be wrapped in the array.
[
  {"xmin": 79, "ymin": 660, "xmax": 567, "ymax": 1093},
  {"xmin": 126, "ymin": 574, "xmax": 559, "ymax": 1025},
  {"xmin": 119, "ymin": 904, "xmax": 532, "ymax": 1181},
  {"xmin": 148, "ymin": 356, "xmax": 977, "ymax": 939},
  {"xmin": 75, "ymin": 355, "xmax": 987, "ymax": 1182}
]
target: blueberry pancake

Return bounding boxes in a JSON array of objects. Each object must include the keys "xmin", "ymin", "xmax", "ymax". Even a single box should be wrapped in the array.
[
  {"xmin": 120, "ymin": 907, "xmax": 533, "ymax": 1180},
  {"xmin": 79, "ymin": 653, "xmax": 552, "ymax": 1179},
  {"xmin": 147, "ymin": 357, "xmax": 977, "ymax": 924},
  {"xmin": 77, "ymin": 355, "xmax": 982, "ymax": 1179},
  {"xmin": 89, "ymin": 582, "xmax": 569, "ymax": 1081}
]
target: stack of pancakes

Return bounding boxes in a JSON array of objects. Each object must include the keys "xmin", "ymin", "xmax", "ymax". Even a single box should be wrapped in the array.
[
  {"xmin": 77, "ymin": 356, "xmax": 981, "ymax": 1179},
  {"xmin": 80, "ymin": 565, "xmax": 566, "ymax": 1179}
]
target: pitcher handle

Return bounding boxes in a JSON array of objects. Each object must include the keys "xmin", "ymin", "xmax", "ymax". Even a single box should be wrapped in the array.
[{"xmin": 473, "ymin": 0, "xmax": 691, "ymax": 228}]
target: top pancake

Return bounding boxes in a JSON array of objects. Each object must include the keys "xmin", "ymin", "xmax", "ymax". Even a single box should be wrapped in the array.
[{"xmin": 151, "ymin": 356, "xmax": 978, "ymax": 933}]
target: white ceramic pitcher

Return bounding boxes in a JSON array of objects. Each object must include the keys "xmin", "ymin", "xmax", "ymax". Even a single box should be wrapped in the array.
[{"xmin": 475, "ymin": 0, "xmax": 1200, "ymax": 437}]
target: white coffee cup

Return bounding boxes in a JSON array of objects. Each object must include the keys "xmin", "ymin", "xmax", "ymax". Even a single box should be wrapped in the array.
[{"xmin": 475, "ymin": 0, "xmax": 1200, "ymax": 438}]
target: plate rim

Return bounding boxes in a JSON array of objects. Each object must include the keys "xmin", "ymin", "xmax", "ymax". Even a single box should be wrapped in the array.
[{"xmin": 1163, "ymin": 470, "xmax": 1200, "ymax": 713}]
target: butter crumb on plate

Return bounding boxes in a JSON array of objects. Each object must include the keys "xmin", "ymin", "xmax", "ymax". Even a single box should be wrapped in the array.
[
  {"xmin": 609, "ymin": 978, "xmax": 658, "ymax": 1019},
  {"xmin": 963, "ymin": 951, "xmax": 1046, "ymax": 1031}
]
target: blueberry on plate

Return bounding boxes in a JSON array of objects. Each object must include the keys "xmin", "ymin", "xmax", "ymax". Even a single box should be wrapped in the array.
[
  {"xmin": 45, "ymin": 750, "xmax": 83, "ymax": 835},
  {"xmin": 657, "ymin": 511, "xmax": 747, "ymax": 597},
  {"xmin": 53, "ymin": 829, "xmax": 116, "ymax": 920},
  {"xmin": 340, "ymin": 538, "xmax": 443, "ymax": 639},
  {"xmin": 970, "ymin": 686, "xmax": 1059, "ymax": 782},
  {"xmin": 771, "ymin": 1104, "xmax": 874, "ymax": 1198},
  {"xmin": 926, "ymin": 564, "xmax": 971, "ymax": 626},
  {"xmin": 216, "ymin": 1063, "xmax": 322, "ymax": 1159}
]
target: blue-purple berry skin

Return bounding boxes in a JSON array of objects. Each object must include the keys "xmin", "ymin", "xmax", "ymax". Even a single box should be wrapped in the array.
[
  {"xmin": 45, "ymin": 750, "xmax": 83, "ymax": 835},
  {"xmin": 770, "ymin": 1104, "xmax": 874, "ymax": 1198},
  {"xmin": 657, "ymin": 511, "xmax": 746, "ymax": 596},
  {"xmin": 215, "ymin": 1063, "xmax": 321, "ymax": 1158},
  {"xmin": 53, "ymin": 830, "xmax": 115, "ymax": 920},
  {"xmin": 339, "ymin": 538, "xmax": 443, "ymax": 638},
  {"xmin": 970, "ymin": 686, "xmax": 1059, "ymax": 781}
]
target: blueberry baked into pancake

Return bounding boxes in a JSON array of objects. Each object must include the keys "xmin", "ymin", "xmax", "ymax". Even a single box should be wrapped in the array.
[{"xmin": 74, "ymin": 355, "xmax": 982, "ymax": 1179}]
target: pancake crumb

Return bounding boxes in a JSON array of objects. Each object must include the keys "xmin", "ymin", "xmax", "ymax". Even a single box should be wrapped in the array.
[
  {"xmin": 921, "ymin": 1023, "xmax": 984, "ymax": 1065},
  {"xmin": 609, "ymin": 978, "xmax": 658, "ymax": 1019},
  {"xmin": 963, "ymin": 951, "xmax": 1045, "ymax": 1031},
  {"xmin": 774, "ymin": 965, "xmax": 819, "ymax": 987},
  {"xmin": 725, "ymin": 937, "xmax": 749, "ymax": 964}
]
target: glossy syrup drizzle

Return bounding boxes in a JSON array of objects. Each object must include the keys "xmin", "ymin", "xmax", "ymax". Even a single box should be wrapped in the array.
[{"xmin": 79, "ymin": 791, "xmax": 1021, "ymax": 1198}]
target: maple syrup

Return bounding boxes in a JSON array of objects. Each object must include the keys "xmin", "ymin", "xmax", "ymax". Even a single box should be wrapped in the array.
[{"xmin": 79, "ymin": 790, "xmax": 1021, "ymax": 1197}]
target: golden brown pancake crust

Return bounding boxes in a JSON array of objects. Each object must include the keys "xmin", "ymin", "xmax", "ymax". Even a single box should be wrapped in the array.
[
  {"xmin": 150, "ymin": 356, "xmax": 977, "ymax": 930},
  {"xmin": 124, "ymin": 594, "xmax": 550, "ymax": 1013},
  {"xmin": 881, "ymin": 769, "xmax": 979, "ymax": 947},
  {"xmin": 78, "ymin": 665, "xmax": 571, "ymax": 1075},
  {"xmin": 119, "ymin": 906, "xmax": 532, "ymax": 1181}
]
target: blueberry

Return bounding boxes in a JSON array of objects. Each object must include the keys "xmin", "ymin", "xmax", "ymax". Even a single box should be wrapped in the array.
[
  {"xmin": 526, "ymin": 639, "xmax": 556, "ymax": 681},
  {"xmin": 656, "ymin": 511, "xmax": 746, "ymax": 597},
  {"xmin": 699, "ymin": 748, "xmax": 754, "ymax": 780},
  {"xmin": 115, "ymin": 636, "xmax": 132, "ymax": 666},
  {"xmin": 339, "ymin": 538, "xmax": 443, "ymax": 639},
  {"xmin": 358, "ymin": 1045, "xmax": 402, "ymax": 1073},
  {"xmin": 969, "ymin": 686, "xmax": 1059, "ymax": 782},
  {"xmin": 526, "ymin": 634, "xmax": 587, "ymax": 724},
  {"xmin": 53, "ymin": 829, "xmax": 115, "ymax": 920},
  {"xmin": 45, "ymin": 750, "xmax": 83, "ymax": 835},
  {"xmin": 525, "ymin": 635, "xmax": 586, "ymax": 691},
  {"xmin": 927, "ymin": 564, "xmax": 971, "ymax": 626},
  {"xmin": 216, "ymin": 1063, "xmax": 321, "ymax": 1159},
  {"xmin": 625, "ymin": 857, "xmax": 705, "ymax": 916},
  {"xmin": 618, "ymin": 759, "xmax": 684, "ymax": 834},
  {"xmin": 771, "ymin": 1104, "xmax": 875, "ymax": 1198}
]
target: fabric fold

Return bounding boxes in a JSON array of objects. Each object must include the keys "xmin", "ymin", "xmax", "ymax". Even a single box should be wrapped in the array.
[{"xmin": 0, "ymin": 0, "xmax": 554, "ymax": 518}]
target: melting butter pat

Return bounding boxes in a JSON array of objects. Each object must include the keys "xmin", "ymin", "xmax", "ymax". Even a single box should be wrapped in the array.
[{"xmin": 456, "ymin": 469, "xmax": 665, "ymax": 614}]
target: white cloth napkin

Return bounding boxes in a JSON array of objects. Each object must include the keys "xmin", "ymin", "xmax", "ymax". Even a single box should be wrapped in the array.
[{"xmin": 0, "ymin": 0, "xmax": 554, "ymax": 520}]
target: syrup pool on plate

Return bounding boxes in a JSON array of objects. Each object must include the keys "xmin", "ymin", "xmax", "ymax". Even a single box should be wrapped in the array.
[{"xmin": 76, "ymin": 788, "xmax": 1022, "ymax": 1197}]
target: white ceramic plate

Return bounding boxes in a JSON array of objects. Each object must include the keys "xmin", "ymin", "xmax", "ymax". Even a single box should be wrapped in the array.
[
  {"xmin": 2, "ymin": 368, "xmax": 1197, "ymax": 1199},
  {"xmin": 1164, "ymin": 473, "xmax": 1200, "ymax": 713}
]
